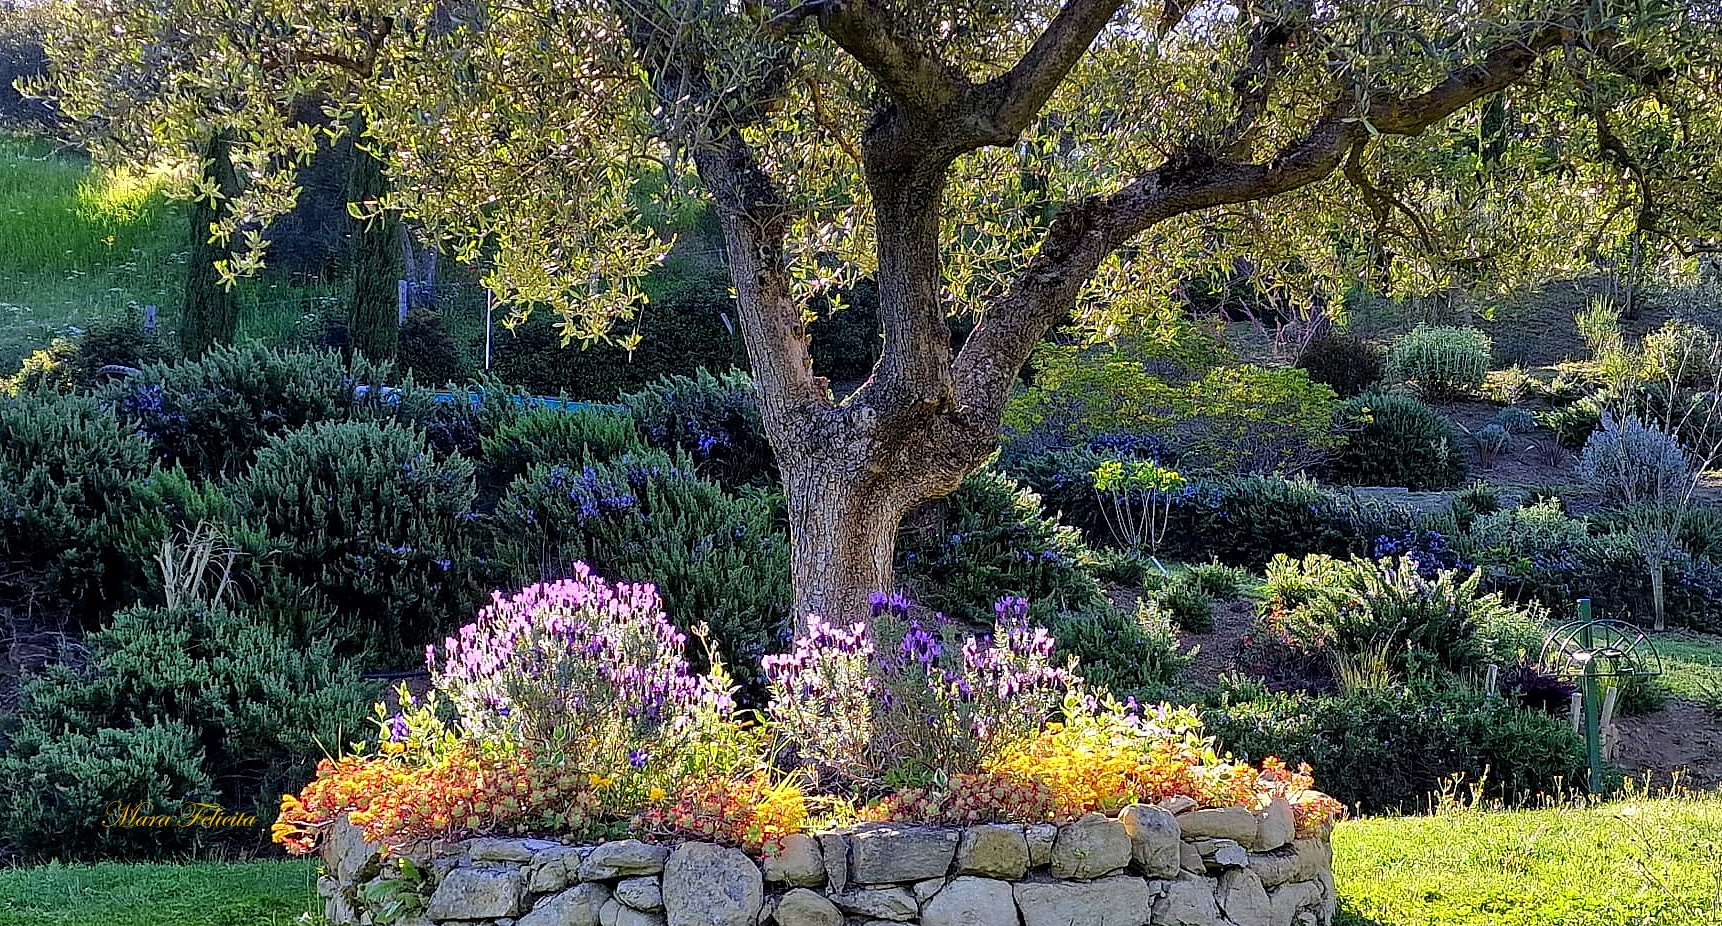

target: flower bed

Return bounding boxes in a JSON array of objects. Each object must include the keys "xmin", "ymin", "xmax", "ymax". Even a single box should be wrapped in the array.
[
  {"xmin": 278, "ymin": 565, "xmax": 1343, "ymax": 925},
  {"xmin": 317, "ymin": 805, "xmax": 1337, "ymax": 926}
]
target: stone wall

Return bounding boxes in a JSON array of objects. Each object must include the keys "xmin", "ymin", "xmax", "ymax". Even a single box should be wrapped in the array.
[{"xmin": 320, "ymin": 797, "xmax": 1335, "ymax": 926}]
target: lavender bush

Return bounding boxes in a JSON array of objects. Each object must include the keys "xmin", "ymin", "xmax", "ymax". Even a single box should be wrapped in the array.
[
  {"xmin": 429, "ymin": 563, "xmax": 742, "ymax": 784},
  {"xmin": 763, "ymin": 593, "xmax": 1074, "ymax": 792}
]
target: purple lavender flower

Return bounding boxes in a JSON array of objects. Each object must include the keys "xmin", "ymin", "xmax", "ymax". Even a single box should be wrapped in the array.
[{"xmin": 386, "ymin": 713, "xmax": 409, "ymax": 742}]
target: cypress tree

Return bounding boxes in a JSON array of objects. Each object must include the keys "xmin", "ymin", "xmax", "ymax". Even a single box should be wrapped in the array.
[
  {"xmin": 178, "ymin": 131, "xmax": 241, "ymax": 356},
  {"xmin": 347, "ymin": 122, "xmax": 401, "ymax": 361}
]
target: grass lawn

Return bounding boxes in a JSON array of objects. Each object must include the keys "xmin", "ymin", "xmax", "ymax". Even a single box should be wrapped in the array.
[
  {"xmin": 1650, "ymin": 632, "xmax": 1722, "ymax": 710},
  {"xmin": 0, "ymin": 134, "xmax": 352, "ymax": 371},
  {"xmin": 1336, "ymin": 792, "xmax": 1722, "ymax": 926},
  {"xmin": 0, "ymin": 858, "xmax": 318, "ymax": 926}
]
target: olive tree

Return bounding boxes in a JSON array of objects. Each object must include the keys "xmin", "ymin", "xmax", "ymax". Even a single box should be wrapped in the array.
[{"xmin": 32, "ymin": 0, "xmax": 1720, "ymax": 622}]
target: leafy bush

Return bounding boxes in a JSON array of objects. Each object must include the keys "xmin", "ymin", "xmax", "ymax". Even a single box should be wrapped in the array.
[
  {"xmin": 397, "ymin": 309, "xmax": 472, "ymax": 385},
  {"xmin": 620, "ymin": 368, "xmax": 776, "ymax": 487},
  {"xmin": 1047, "ymin": 600, "xmax": 1191, "ymax": 698},
  {"xmin": 1204, "ymin": 685, "xmax": 1586, "ymax": 813},
  {"xmin": 1578, "ymin": 413, "xmax": 1694, "ymax": 506},
  {"xmin": 1004, "ymin": 320, "xmax": 1339, "ymax": 475},
  {"xmin": 1159, "ymin": 475, "xmax": 1376, "ymax": 568},
  {"xmin": 997, "ymin": 446, "xmax": 1110, "ymax": 540},
  {"xmin": 73, "ymin": 312, "xmax": 176, "ymax": 380},
  {"xmin": 1144, "ymin": 571, "xmax": 1215, "ymax": 632},
  {"xmin": 2, "ymin": 338, "xmax": 77, "ymax": 395},
  {"xmin": 1450, "ymin": 483, "xmax": 1502, "ymax": 530},
  {"xmin": 488, "ymin": 275, "xmax": 745, "ymax": 400},
  {"xmin": 1252, "ymin": 554, "xmax": 1549, "ymax": 679},
  {"xmin": 239, "ymin": 421, "xmax": 480, "ymax": 662},
  {"xmin": 1386, "ymin": 325, "xmax": 1491, "ymax": 398},
  {"xmin": 109, "ymin": 345, "xmax": 388, "ymax": 478},
  {"xmin": 1643, "ymin": 319, "xmax": 1718, "ymax": 387},
  {"xmin": 1297, "ymin": 332, "xmax": 1384, "ymax": 398},
  {"xmin": 896, "ymin": 466, "xmax": 1104, "ymax": 623},
  {"xmin": 1537, "ymin": 394, "xmax": 1606, "ymax": 449},
  {"xmin": 0, "ymin": 719, "xmax": 215, "ymax": 859},
  {"xmin": 385, "ymin": 379, "xmax": 527, "ymax": 462},
  {"xmin": 477, "ymin": 406, "xmax": 642, "ymax": 493},
  {"xmin": 0, "ymin": 392, "xmax": 164, "ymax": 625},
  {"xmin": 0, "ymin": 602, "xmax": 372, "ymax": 859},
  {"xmin": 491, "ymin": 450, "xmax": 791, "ymax": 695},
  {"xmin": 1327, "ymin": 392, "xmax": 1467, "ymax": 490},
  {"xmin": 1496, "ymin": 407, "xmax": 1538, "ymax": 434}
]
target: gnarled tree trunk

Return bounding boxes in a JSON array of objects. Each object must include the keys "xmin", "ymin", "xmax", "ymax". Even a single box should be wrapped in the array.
[{"xmin": 652, "ymin": 2, "xmax": 1565, "ymax": 628}]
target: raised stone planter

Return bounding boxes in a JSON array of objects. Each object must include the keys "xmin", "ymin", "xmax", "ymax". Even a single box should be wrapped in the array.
[{"xmin": 318, "ymin": 799, "xmax": 1337, "ymax": 926}]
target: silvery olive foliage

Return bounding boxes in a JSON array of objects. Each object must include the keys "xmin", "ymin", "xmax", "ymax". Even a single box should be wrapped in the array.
[{"xmin": 24, "ymin": 1, "xmax": 1717, "ymax": 338}]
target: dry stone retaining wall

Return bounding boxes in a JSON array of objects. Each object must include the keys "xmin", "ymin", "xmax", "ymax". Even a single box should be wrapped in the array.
[{"xmin": 320, "ymin": 798, "xmax": 1335, "ymax": 926}]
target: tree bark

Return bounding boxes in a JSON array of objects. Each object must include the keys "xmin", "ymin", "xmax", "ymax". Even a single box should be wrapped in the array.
[
  {"xmin": 663, "ymin": 6, "xmax": 1569, "ymax": 628},
  {"xmin": 179, "ymin": 131, "xmax": 241, "ymax": 356}
]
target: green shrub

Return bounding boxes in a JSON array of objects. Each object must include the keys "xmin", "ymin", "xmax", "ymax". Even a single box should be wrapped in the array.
[
  {"xmin": 239, "ymin": 421, "xmax": 480, "ymax": 662},
  {"xmin": 620, "ymin": 368, "xmax": 775, "ymax": 488},
  {"xmin": 1297, "ymin": 332, "xmax": 1384, "ymax": 398},
  {"xmin": 1160, "ymin": 476, "xmax": 1376, "ymax": 568},
  {"xmin": 491, "ymin": 450, "xmax": 791, "ymax": 698},
  {"xmin": 1203, "ymin": 685, "xmax": 1587, "ymax": 813},
  {"xmin": 1450, "ymin": 483, "xmax": 1502, "ymax": 531},
  {"xmin": 0, "ymin": 392, "xmax": 164, "ymax": 625},
  {"xmin": 998, "ymin": 446, "xmax": 1110, "ymax": 541},
  {"xmin": 1145, "ymin": 571, "xmax": 1215, "ymax": 632},
  {"xmin": 386, "ymin": 379, "xmax": 528, "ymax": 462},
  {"xmin": 488, "ymin": 274, "xmax": 745, "ymax": 400},
  {"xmin": 0, "ymin": 602, "xmax": 372, "ymax": 859},
  {"xmin": 897, "ymin": 466, "xmax": 1105, "ymax": 624},
  {"xmin": 1327, "ymin": 392, "xmax": 1467, "ymax": 490},
  {"xmin": 1678, "ymin": 507, "xmax": 1722, "ymax": 563},
  {"xmin": 1256, "ymin": 554, "xmax": 1549, "ymax": 677},
  {"xmin": 1537, "ymin": 395, "xmax": 1605, "ymax": 449},
  {"xmin": 1495, "ymin": 407, "xmax": 1538, "ymax": 434},
  {"xmin": 1004, "ymin": 319, "xmax": 1339, "ymax": 475},
  {"xmin": 1048, "ymin": 600, "xmax": 1191, "ymax": 698},
  {"xmin": 1386, "ymin": 325, "xmax": 1491, "ymax": 398},
  {"xmin": 2, "ymin": 338, "xmax": 77, "ymax": 395},
  {"xmin": 477, "ymin": 406, "xmax": 642, "ymax": 494},
  {"xmin": 1643, "ymin": 319, "xmax": 1718, "ymax": 388},
  {"xmin": 1185, "ymin": 561, "xmax": 1255, "ymax": 600},
  {"xmin": 73, "ymin": 311, "xmax": 176, "ymax": 381},
  {"xmin": 0, "ymin": 719, "xmax": 215, "ymax": 860},
  {"xmin": 109, "ymin": 345, "xmax": 392, "ymax": 478},
  {"xmin": 397, "ymin": 309, "xmax": 472, "ymax": 385}
]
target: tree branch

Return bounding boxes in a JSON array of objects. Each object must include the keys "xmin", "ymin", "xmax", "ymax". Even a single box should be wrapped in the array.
[
  {"xmin": 691, "ymin": 136, "xmax": 828, "ymax": 420},
  {"xmin": 980, "ymin": 0, "xmax": 1135, "ymax": 138},
  {"xmin": 950, "ymin": 25, "xmax": 1567, "ymax": 430},
  {"xmin": 816, "ymin": 0, "xmax": 970, "ymax": 117}
]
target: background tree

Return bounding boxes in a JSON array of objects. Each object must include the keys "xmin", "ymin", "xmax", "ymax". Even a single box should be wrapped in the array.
[
  {"xmin": 347, "ymin": 122, "xmax": 403, "ymax": 361},
  {"xmin": 25, "ymin": 1, "xmax": 394, "ymax": 353},
  {"xmin": 33, "ymin": 0, "xmax": 1721, "ymax": 622}
]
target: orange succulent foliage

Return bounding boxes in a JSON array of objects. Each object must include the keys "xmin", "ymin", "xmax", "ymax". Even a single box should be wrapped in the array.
[
  {"xmin": 273, "ymin": 745, "xmax": 600, "ymax": 856},
  {"xmin": 636, "ymin": 770, "xmax": 808, "ymax": 853}
]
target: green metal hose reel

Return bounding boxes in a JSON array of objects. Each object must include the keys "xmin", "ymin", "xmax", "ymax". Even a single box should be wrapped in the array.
[{"xmin": 1541, "ymin": 599, "xmax": 1662, "ymax": 793}]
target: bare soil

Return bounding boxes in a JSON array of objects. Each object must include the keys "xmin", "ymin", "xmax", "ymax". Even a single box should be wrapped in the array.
[{"xmin": 1613, "ymin": 699, "xmax": 1722, "ymax": 791}]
